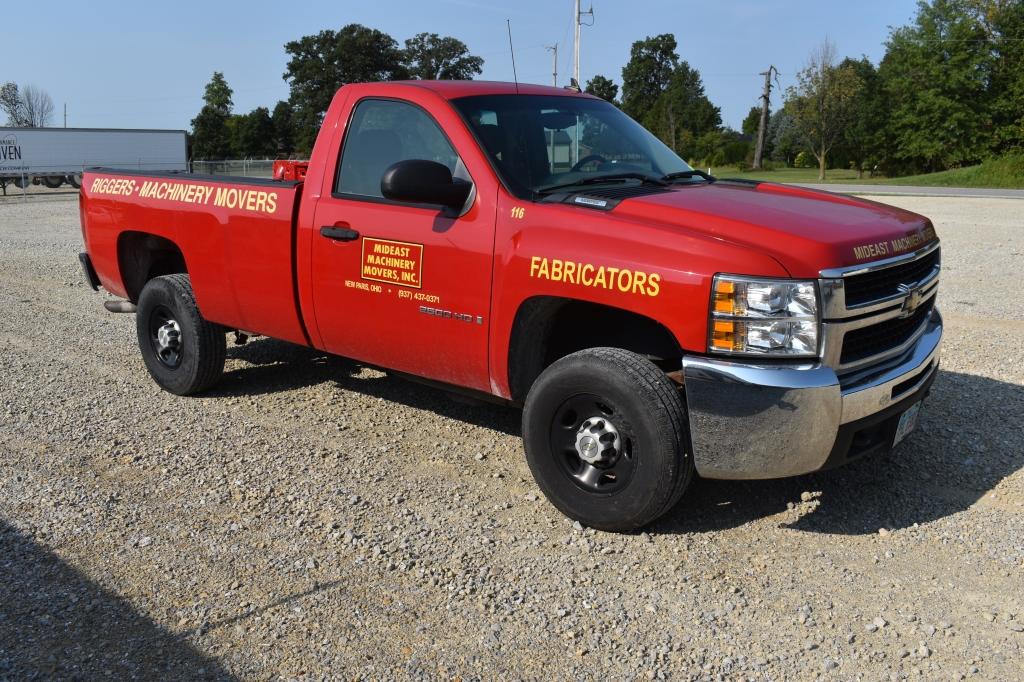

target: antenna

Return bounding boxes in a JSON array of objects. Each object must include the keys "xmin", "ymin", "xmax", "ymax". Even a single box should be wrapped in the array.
[{"xmin": 506, "ymin": 19, "xmax": 519, "ymax": 93}]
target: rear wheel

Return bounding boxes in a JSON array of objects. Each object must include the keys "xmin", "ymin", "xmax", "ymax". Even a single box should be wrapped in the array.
[
  {"xmin": 12, "ymin": 175, "xmax": 31, "ymax": 189},
  {"xmin": 522, "ymin": 347, "xmax": 693, "ymax": 532},
  {"xmin": 66, "ymin": 173, "xmax": 82, "ymax": 189},
  {"xmin": 136, "ymin": 274, "xmax": 225, "ymax": 395},
  {"xmin": 42, "ymin": 175, "xmax": 64, "ymax": 188}
]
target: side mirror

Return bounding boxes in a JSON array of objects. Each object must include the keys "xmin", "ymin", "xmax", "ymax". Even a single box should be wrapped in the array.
[{"xmin": 380, "ymin": 159, "xmax": 472, "ymax": 209}]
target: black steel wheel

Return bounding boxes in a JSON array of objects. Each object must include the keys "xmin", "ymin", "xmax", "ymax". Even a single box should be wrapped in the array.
[
  {"xmin": 523, "ymin": 347, "xmax": 693, "ymax": 532},
  {"xmin": 136, "ymin": 274, "xmax": 225, "ymax": 395},
  {"xmin": 147, "ymin": 303, "xmax": 183, "ymax": 369},
  {"xmin": 550, "ymin": 393, "xmax": 636, "ymax": 494}
]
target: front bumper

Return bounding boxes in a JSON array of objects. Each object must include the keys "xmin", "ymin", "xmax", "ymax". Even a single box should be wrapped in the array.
[{"xmin": 682, "ymin": 307, "xmax": 942, "ymax": 479}]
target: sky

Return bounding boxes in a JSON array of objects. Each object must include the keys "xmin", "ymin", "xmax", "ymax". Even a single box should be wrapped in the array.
[{"xmin": 5, "ymin": 0, "xmax": 921, "ymax": 132}]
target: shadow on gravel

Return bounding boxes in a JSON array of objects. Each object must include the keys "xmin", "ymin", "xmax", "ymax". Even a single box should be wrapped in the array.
[
  {"xmin": 215, "ymin": 341, "xmax": 1022, "ymax": 537},
  {"xmin": 0, "ymin": 520, "xmax": 233, "ymax": 680},
  {"xmin": 216, "ymin": 338, "xmax": 521, "ymax": 436},
  {"xmin": 655, "ymin": 369, "xmax": 1024, "ymax": 536}
]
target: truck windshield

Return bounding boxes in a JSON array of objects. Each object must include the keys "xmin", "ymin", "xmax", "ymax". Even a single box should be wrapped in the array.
[{"xmin": 451, "ymin": 94, "xmax": 696, "ymax": 199}]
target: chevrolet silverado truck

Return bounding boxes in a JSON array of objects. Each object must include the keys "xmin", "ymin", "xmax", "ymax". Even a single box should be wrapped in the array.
[{"xmin": 78, "ymin": 81, "xmax": 942, "ymax": 531}]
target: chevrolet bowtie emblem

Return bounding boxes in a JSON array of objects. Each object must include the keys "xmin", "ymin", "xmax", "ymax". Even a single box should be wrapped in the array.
[{"xmin": 898, "ymin": 283, "xmax": 925, "ymax": 318}]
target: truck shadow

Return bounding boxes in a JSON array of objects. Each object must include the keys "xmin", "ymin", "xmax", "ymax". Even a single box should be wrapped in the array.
[
  {"xmin": 655, "ymin": 369, "xmax": 1024, "ymax": 536},
  {"xmin": 216, "ymin": 340, "xmax": 1022, "ymax": 537},
  {"xmin": 216, "ymin": 338, "xmax": 521, "ymax": 436},
  {"xmin": 0, "ymin": 519, "xmax": 234, "ymax": 680}
]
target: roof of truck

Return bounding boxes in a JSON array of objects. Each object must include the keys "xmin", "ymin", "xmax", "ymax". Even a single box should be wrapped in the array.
[{"xmin": 366, "ymin": 80, "xmax": 597, "ymax": 100}]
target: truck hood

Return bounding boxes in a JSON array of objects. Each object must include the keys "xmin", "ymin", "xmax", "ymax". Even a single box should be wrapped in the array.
[{"xmin": 609, "ymin": 181, "xmax": 937, "ymax": 278}]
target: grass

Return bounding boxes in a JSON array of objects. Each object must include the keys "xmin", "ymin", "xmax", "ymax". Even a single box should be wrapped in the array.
[{"xmin": 705, "ymin": 152, "xmax": 1024, "ymax": 189}]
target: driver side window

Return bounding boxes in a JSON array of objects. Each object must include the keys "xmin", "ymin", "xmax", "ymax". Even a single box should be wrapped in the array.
[{"xmin": 336, "ymin": 99, "xmax": 460, "ymax": 199}]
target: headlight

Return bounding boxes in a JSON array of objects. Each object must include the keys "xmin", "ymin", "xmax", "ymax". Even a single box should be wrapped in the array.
[{"xmin": 709, "ymin": 275, "xmax": 819, "ymax": 356}]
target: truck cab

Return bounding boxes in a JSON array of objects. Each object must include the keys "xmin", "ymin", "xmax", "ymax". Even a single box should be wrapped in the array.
[{"xmin": 79, "ymin": 81, "xmax": 942, "ymax": 531}]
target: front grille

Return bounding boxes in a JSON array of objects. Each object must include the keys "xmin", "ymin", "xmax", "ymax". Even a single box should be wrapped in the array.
[
  {"xmin": 844, "ymin": 247, "xmax": 940, "ymax": 306},
  {"xmin": 840, "ymin": 299, "xmax": 934, "ymax": 364}
]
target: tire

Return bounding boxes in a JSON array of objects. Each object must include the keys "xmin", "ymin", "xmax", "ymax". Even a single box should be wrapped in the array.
[
  {"xmin": 136, "ymin": 274, "xmax": 225, "ymax": 395},
  {"xmin": 66, "ymin": 174, "xmax": 82, "ymax": 189},
  {"xmin": 12, "ymin": 175, "xmax": 31, "ymax": 189},
  {"xmin": 522, "ymin": 347, "xmax": 693, "ymax": 532},
  {"xmin": 43, "ymin": 175, "xmax": 64, "ymax": 189}
]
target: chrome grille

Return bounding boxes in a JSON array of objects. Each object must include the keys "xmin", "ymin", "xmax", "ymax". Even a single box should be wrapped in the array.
[
  {"xmin": 844, "ymin": 248, "xmax": 941, "ymax": 306},
  {"xmin": 819, "ymin": 242, "xmax": 941, "ymax": 372},
  {"xmin": 839, "ymin": 298, "xmax": 935, "ymax": 364}
]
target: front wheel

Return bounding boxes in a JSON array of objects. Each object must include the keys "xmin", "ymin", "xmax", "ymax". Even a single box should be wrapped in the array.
[
  {"xmin": 522, "ymin": 347, "xmax": 693, "ymax": 532},
  {"xmin": 136, "ymin": 274, "xmax": 225, "ymax": 395}
]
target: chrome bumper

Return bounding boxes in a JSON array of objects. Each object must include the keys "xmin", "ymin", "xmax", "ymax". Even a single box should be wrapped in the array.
[{"xmin": 681, "ymin": 308, "xmax": 942, "ymax": 480}]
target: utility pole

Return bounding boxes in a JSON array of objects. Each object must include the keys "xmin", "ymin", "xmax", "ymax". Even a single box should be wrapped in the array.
[
  {"xmin": 572, "ymin": 0, "xmax": 593, "ymax": 86},
  {"xmin": 572, "ymin": 1, "xmax": 593, "ymax": 165},
  {"xmin": 753, "ymin": 65, "xmax": 777, "ymax": 170},
  {"xmin": 546, "ymin": 43, "xmax": 558, "ymax": 171},
  {"xmin": 546, "ymin": 43, "xmax": 558, "ymax": 86},
  {"xmin": 63, "ymin": 103, "xmax": 67, "ymax": 128}
]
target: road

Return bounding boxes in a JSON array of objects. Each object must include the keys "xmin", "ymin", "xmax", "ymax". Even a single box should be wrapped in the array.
[{"xmin": 795, "ymin": 183, "xmax": 1024, "ymax": 199}]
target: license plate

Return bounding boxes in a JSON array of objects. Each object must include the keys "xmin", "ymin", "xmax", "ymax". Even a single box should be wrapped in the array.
[{"xmin": 893, "ymin": 402, "xmax": 922, "ymax": 447}]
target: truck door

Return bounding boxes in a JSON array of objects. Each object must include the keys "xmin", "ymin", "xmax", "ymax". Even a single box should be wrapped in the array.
[{"xmin": 309, "ymin": 97, "xmax": 496, "ymax": 392}]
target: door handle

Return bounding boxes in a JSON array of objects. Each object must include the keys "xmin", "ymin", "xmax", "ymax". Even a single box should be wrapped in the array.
[{"xmin": 320, "ymin": 225, "xmax": 360, "ymax": 241}]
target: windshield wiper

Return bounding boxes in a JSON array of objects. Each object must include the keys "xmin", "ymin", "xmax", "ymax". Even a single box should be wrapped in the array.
[
  {"xmin": 661, "ymin": 169, "xmax": 716, "ymax": 183},
  {"xmin": 537, "ymin": 172, "xmax": 668, "ymax": 195}
]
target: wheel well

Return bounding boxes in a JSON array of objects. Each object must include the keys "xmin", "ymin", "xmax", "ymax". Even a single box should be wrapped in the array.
[
  {"xmin": 117, "ymin": 232, "xmax": 187, "ymax": 302},
  {"xmin": 508, "ymin": 296, "xmax": 683, "ymax": 402}
]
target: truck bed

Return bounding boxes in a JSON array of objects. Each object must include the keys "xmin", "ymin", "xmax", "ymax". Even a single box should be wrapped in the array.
[{"xmin": 80, "ymin": 169, "xmax": 308, "ymax": 345}]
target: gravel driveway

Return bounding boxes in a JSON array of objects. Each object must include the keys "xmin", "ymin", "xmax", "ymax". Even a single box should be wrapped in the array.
[{"xmin": 1, "ymin": 194, "xmax": 1021, "ymax": 680}]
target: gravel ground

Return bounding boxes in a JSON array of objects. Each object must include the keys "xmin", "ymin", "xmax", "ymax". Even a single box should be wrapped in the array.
[{"xmin": 0, "ymin": 194, "xmax": 1022, "ymax": 681}]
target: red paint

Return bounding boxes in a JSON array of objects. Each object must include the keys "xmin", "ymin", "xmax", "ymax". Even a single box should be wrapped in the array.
[{"xmin": 80, "ymin": 81, "xmax": 938, "ymax": 399}]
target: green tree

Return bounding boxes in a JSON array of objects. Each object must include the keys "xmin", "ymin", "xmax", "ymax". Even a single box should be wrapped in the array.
[
  {"xmin": 767, "ymin": 110, "xmax": 801, "ymax": 165},
  {"xmin": 231, "ymin": 107, "xmax": 276, "ymax": 158},
  {"xmin": 620, "ymin": 34, "xmax": 679, "ymax": 123},
  {"xmin": 985, "ymin": 0, "xmax": 1024, "ymax": 151},
  {"xmin": 879, "ymin": 0, "xmax": 993, "ymax": 173},
  {"xmin": 647, "ymin": 62, "xmax": 721, "ymax": 154},
  {"xmin": 784, "ymin": 40, "xmax": 863, "ymax": 180},
  {"xmin": 284, "ymin": 24, "xmax": 409, "ymax": 151},
  {"xmin": 191, "ymin": 72, "xmax": 235, "ymax": 160},
  {"xmin": 403, "ymin": 33, "xmax": 483, "ymax": 80},
  {"xmin": 741, "ymin": 106, "xmax": 762, "ymax": 137},
  {"xmin": 1, "ymin": 82, "xmax": 54, "ymax": 127},
  {"xmin": 835, "ymin": 56, "xmax": 886, "ymax": 177},
  {"xmin": 271, "ymin": 100, "xmax": 296, "ymax": 155},
  {"xmin": 0, "ymin": 82, "xmax": 27, "ymax": 126},
  {"xmin": 203, "ymin": 72, "xmax": 233, "ymax": 115},
  {"xmin": 585, "ymin": 75, "xmax": 619, "ymax": 104},
  {"xmin": 693, "ymin": 128, "xmax": 748, "ymax": 167}
]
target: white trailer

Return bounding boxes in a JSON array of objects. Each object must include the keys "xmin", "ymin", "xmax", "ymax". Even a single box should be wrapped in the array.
[{"xmin": 0, "ymin": 127, "xmax": 187, "ymax": 191}]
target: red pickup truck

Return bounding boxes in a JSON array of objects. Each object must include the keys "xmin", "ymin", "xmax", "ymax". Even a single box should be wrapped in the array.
[{"xmin": 79, "ymin": 81, "xmax": 942, "ymax": 531}]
